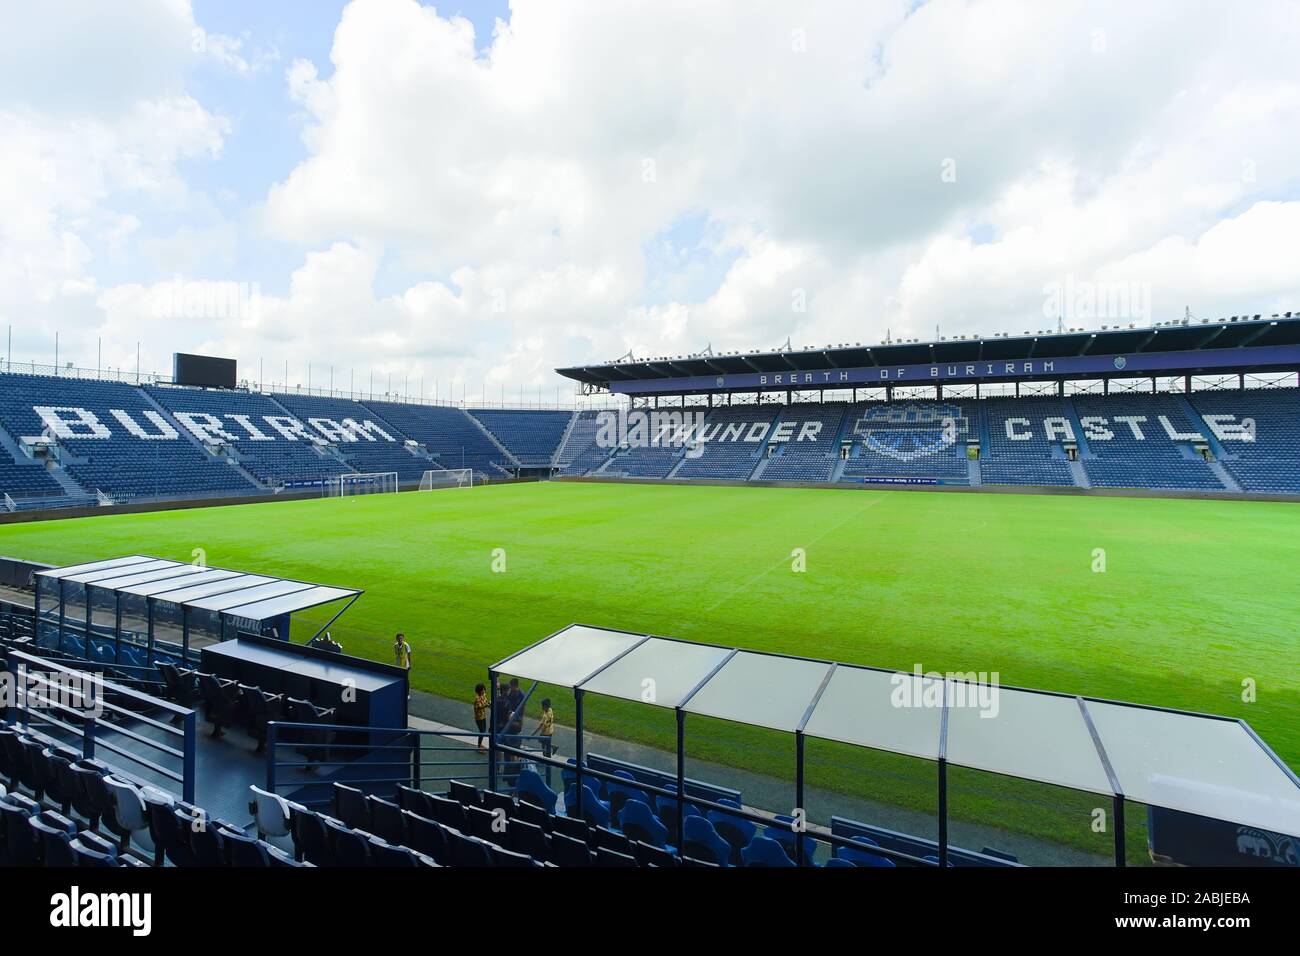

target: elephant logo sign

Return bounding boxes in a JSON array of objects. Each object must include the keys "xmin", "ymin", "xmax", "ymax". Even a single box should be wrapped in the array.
[{"xmin": 854, "ymin": 404, "xmax": 967, "ymax": 462}]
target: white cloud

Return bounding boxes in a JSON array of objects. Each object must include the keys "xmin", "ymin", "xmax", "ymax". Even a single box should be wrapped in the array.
[{"xmin": 5, "ymin": 0, "xmax": 1300, "ymax": 397}]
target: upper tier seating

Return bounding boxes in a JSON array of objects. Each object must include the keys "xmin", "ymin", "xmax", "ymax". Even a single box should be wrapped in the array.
[
  {"xmin": 841, "ymin": 401, "xmax": 974, "ymax": 482},
  {"xmin": 0, "ymin": 374, "xmax": 255, "ymax": 500},
  {"xmin": 270, "ymin": 393, "xmax": 429, "ymax": 482},
  {"xmin": 980, "ymin": 396, "xmax": 1077, "ymax": 486},
  {"xmin": 146, "ymin": 385, "xmax": 348, "ymax": 486},
  {"xmin": 361, "ymin": 401, "xmax": 512, "ymax": 480},
  {"xmin": 1073, "ymin": 393, "xmax": 1224, "ymax": 490},
  {"xmin": 1189, "ymin": 388, "xmax": 1300, "ymax": 493},
  {"xmin": 470, "ymin": 410, "xmax": 574, "ymax": 468}
]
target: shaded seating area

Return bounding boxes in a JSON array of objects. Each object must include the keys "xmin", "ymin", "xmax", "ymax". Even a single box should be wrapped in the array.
[{"xmin": 489, "ymin": 623, "xmax": 1300, "ymax": 868}]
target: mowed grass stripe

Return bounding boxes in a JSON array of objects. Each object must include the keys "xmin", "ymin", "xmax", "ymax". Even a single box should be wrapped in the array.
[{"xmin": 1, "ymin": 481, "xmax": 1295, "ymax": 779}]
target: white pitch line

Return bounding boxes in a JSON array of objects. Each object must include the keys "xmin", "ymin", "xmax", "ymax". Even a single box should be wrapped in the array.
[{"xmin": 700, "ymin": 495, "xmax": 885, "ymax": 615}]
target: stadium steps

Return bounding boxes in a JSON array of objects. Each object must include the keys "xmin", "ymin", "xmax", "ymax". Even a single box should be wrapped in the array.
[
  {"xmin": 967, "ymin": 457, "xmax": 981, "ymax": 486},
  {"xmin": 1174, "ymin": 393, "xmax": 1231, "ymax": 462},
  {"xmin": 138, "ymin": 385, "xmax": 269, "ymax": 489},
  {"xmin": 42, "ymin": 457, "xmax": 92, "ymax": 499},
  {"xmin": 1068, "ymin": 458, "xmax": 1090, "ymax": 488},
  {"xmin": 263, "ymin": 392, "xmax": 363, "ymax": 480},
  {"xmin": 1206, "ymin": 459, "xmax": 1241, "ymax": 492},
  {"xmin": 664, "ymin": 449, "xmax": 689, "ymax": 479},
  {"xmin": 1061, "ymin": 397, "xmax": 1094, "ymax": 458},
  {"xmin": 749, "ymin": 454, "xmax": 772, "ymax": 480},
  {"xmin": 749, "ymin": 406, "xmax": 783, "ymax": 471},
  {"xmin": 830, "ymin": 455, "xmax": 849, "ymax": 482},
  {"xmin": 464, "ymin": 411, "xmax": 522, "ymax": 469},
  {"xmin": 549, "ymin": 411, "xmax": 581, "ymax": 469},
  {"xmin": 0, "ymin": 421, "xmax": 92, "ymax": 503},
  {"xmin": 0, "ymin": 422, "xmax": 35, "ymax": 463}
]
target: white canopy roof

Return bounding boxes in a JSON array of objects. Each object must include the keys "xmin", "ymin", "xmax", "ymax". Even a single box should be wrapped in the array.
[
  {"xmin": 37, "ymin": 555, "xmax": 361, "ymax": 623},
  {"xmin": 494, "ymin": 624, "xmax": 1300, "ymax": 837}
]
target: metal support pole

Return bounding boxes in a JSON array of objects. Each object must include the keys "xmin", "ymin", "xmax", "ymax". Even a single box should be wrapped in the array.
[
  {"xmin": 795, "ymin": 732, "xmax": 806, "ymax": 866},
  {"xmin": 487, "ymin": 673, "xmax": 499, "ymax": 792},
  {"xmin": 412, "ymin": 727, "xmax": 422, "ymax": 790},
  {"xmin": 265, "ymin": 723, "xmax": 278, "ymax": 794},
  {"xmin": 1113, "ymin": 795, "xmax": 1126, "ymax": 867},
  {"xmin": 937, "ymin": 759, "xmax": 948, "ymax": 867},
  {"xmin": 574, "ymin": 690, "xmax": 585, "ymax": 818},
  {"xmin": 938, "ymin": 678, "xmax": 950, "ymax": 867},
  {"xmin": 675, "ymin": 709, "xmax": 686, "ymax": 861}
]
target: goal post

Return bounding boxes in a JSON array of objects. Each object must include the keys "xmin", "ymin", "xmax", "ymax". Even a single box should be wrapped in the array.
[
  {"xmin": 326, "ymin": 472, "xmax": 398, "ymax": 497},
  {"xmin": 419, "ymin": 468, "xmax": 473, "ymax": 491}
]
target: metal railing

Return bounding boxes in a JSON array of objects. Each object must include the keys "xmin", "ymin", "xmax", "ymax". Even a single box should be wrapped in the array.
[
  {"xmin": 1, "ymin": 648, "xmax": 196, "ymax": 802},
  {"xmin": 264, "ymin": 721, "xmax": 491, "ymax": 807},
  {"xmin": 0, "ymin": 361, "xmax": 169, "ymax": 385}
]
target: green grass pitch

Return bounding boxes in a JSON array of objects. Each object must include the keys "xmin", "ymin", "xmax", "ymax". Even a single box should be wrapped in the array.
[{"xmin": 2, "ymin": 481, "xmax": 1296, "ymax": 855}]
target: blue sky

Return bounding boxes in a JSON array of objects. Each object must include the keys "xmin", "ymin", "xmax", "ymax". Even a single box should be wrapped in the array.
[{"xmin": 3, "ymin": 0, "xmax": 1299, "ymax": 397}]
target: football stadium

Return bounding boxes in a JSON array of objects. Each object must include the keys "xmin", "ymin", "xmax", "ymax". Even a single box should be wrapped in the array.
[
  {"xmin": 1, "ymin": 314, "xmax": 1298, "ymax": 881},
  {"xmin": 2, "ymin": 0, "xmax": 1297, "ymax": 935}
]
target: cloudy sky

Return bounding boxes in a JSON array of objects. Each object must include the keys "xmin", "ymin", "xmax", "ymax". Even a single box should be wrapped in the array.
[{"xmin": 3, "ymin": 0, "xmax": 1299, "ymax": 402}]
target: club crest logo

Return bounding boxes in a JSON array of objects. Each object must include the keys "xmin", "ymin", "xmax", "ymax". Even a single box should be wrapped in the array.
[
  {"xmin": 854, "ymin": 403, "xmax": 967, "ymax": 461},
  {"xmin": 1113, "ymin": 356, "xmax": 1127, "ymax": 370}
]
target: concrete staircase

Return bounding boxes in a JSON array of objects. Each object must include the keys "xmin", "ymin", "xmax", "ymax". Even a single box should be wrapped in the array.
[
  {"xmin": 463, "ymin": 410, "xmax": 522, "ymax": 469},
  {"xmin": 1068, "ymin": 458, "xmax": 1091, "ymax": 488}
]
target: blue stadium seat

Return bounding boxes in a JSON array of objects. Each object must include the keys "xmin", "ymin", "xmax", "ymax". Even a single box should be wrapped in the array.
[
  {"xmin": 837, "ymin": 835, "xmax": 896, "ymax": 867},
  {"xmin": 619, "ymin": 798, "xmax": 669, "ymax": 849},
  {"xmin": 681, "ymin": 815, "xmax": 732, "ymax": 866},
  {"xmin": 548, "ymin": 831, "xmax": 593, "ymax": 867},
  {"xmin": 515, "ymin": 768, "xmax": 559, "ymax": 813},
  {"xmin": 741, "ymin": 835, "xmax": 796, "ymax": 867},
  {"xmin": 707, "ymin": 799, "xmax": 756, "ymax": 865},
  {"xmin": 564, "ymin": 783, "xmax": 611, "ymax": 828},
  {"xmin": 764, "ymin": 814, "xmax": 818, "ymax": 864},
  {"xmin": 469, "ymin": 409, "xmax": 573, "ymax": 468}
]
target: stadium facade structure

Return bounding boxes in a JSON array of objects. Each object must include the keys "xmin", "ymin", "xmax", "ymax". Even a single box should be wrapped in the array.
[
  {"xmin": 1, "ymin": 313, "xmax": 1299, "ymax": 514},
  {"xmin": 556, "ymin": 312, "xmax": 1300, "ymax": 496}
]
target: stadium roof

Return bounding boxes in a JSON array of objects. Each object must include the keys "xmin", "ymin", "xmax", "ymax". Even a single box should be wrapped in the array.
[
  {"xmin": 557, "ymin": 313, "xmax": 1300, "ymax": 393},
  {"xmin": 494, "ymin": 624, "xmax": 1300, "ymax": 838},
  {"xmin": 36, "ymin": 555, "xmax": 361, "ymax": 623}
]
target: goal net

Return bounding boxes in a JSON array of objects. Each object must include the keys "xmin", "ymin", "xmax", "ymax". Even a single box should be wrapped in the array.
[
  {"xmin": 419, "ymin": 468, "xmax": 474, "ymax": 491},
  {"xmin": 326, "ymin": 472, "xmax": 398, "ymax": 497}
]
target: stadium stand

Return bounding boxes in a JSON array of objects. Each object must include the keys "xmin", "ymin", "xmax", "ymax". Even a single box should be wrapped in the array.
[
  {"xmin": 271, "ymin": 392, "xmax": 431, "ymax": 483},
  {"xmin": 673, "ymin": 405, "xmax": 780, "ymax": 480},
  {"xmin": 759, "ymin": 404, "xmax": 848, "ymax": 482},
  {"xmin": 0, "ymin": 456, "xmax": 73, "ymax": 509},
  {"xmin": 469, "ymin": 409, "xmax": 574, "ymax": 469},
  {"xmin": 3, "ymin": 364, "xmax": 1300, "ymax": 508},
  {"xmin": 841, "ymin": 400, "xmax": 974, "ymax": 483},
  {"xmin": 599, "ymin": 442, "xmax": 681, "ymax": 478},
  {"xmin": 1072, "ymin": 393, "xmax": 1225, "ymax": 490},
  {"xmin": 980, "ymin": 396, "xmax": 1078, "ymax": 487},
  {"xmin": 1189, "ymin": 388, "xmax": 1300, "ymax": 494},
  {"xmin": 146, "ymin": 385, "xmax": 348, "ymax": 487},
  {"xmin": 361, "ymin": 401, "xmax": 513, "ymax": 480},
  {"xmin": 0, "ymin": 374, "xmax": 255, "ymax": 502},
  {"xmin": 554, "ymin": 410, "xmax": 609, "ymax": 472}
]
